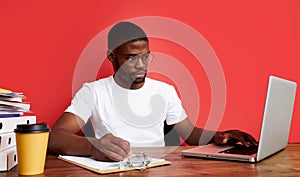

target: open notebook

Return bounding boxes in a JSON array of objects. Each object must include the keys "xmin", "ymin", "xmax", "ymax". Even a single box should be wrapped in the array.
[{"xmin": 58, "ymin": 154, "xmax": 170, "ymax": 174}]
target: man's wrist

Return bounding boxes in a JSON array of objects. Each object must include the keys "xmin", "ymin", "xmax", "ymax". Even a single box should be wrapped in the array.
[{"xmin": 207, "ymin": 131, "xmax": 222, "ymax": 144}]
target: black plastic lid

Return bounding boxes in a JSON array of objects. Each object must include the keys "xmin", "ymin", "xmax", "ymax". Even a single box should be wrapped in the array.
[{"xmin": 14, "ymin": 123, "xmax": 51, "ymax": 133}]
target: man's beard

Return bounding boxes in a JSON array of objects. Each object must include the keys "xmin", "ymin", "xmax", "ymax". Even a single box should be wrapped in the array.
[
  {"xmin": 132, "ymin": 75, "xmax": 146, "ymax": 84},
  {"xmin": 114, "ymin": 61, "xmax": 147, "ymax": 87},
  {"xmin": 131, "ymin": 72, "xmax": 147, "ymax": 85}
]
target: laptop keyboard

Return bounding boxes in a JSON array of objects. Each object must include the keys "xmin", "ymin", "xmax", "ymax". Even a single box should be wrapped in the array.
[{"xmin": 219, "ymin": 145, "xmax": 258, "ymax": 155}]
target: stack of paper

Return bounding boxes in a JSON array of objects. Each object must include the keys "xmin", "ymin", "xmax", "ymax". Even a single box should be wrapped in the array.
[{"xmin": 0, "ymin": 88, "xmax": 31, "ymax": 118}]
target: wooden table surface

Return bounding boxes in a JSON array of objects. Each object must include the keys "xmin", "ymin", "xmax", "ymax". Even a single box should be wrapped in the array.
[{"xmin": 2, "ymin": 143, "xmax": 300, "ymax": 177}]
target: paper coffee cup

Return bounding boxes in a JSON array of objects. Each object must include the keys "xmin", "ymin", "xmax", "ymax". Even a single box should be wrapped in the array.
[{"xmin": 14, "ymin": 123, "xmax": 51, "ymax": 175}]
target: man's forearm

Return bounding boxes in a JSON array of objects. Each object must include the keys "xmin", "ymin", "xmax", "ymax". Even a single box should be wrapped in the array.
[
  {"xmin": 173, "ymin": 118, "xmax": 219, "ymax": 145},
  {"xmin": 185, "ymin": 128, "xmax": 219, "ymax": 145},
  {"xmin": 48, "ymin": 129, "xmax": 94, "ymax": 157}
]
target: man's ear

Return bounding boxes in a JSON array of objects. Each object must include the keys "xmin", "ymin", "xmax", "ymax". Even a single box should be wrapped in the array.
[{"xmin": 107, "ymin": 50, "xmax": 115, "ymax": 62}]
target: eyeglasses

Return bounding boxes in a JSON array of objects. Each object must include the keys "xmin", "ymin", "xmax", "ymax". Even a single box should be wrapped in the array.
[{"xmin": 115, "ymin": 51, "xmax": 154, "ymax": 66}]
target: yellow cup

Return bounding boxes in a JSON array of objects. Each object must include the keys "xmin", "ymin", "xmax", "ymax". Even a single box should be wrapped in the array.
[{"xmin": 15, "ymin": 123, "xmax": 50, "ymax": 175}]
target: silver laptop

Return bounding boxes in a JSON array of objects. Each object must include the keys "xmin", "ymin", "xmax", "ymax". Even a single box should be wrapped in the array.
[{"xmin": 182, "ymin": 75, "xmax": 297, "ymax": 163}]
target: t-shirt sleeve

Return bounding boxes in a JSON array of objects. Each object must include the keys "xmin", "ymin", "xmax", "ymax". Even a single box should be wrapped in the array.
[
  {"xmin": 65, "ymin": 83, "xmax": 95, "ymax": 123},
  {"xmin": 165, "ymin": 85, "xmax": 187, "ymax": 125}
]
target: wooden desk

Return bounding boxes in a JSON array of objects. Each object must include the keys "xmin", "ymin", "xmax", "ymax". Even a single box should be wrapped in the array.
[{"xmin": 2, "ymin": 144, "xmax": 300, "ymax": 177}]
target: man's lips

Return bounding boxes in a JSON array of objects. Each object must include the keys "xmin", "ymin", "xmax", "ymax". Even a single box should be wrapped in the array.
[{"xmin": 133, "ymin": 71, "xmax": 146, "ymax": 78}]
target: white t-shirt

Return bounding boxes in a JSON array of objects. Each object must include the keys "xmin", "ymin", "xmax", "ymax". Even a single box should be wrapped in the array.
[{"xmin": 66, "ymin": 76, "xmax": 187, "ymax": 147}]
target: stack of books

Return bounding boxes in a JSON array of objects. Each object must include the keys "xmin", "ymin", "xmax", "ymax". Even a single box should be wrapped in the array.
[{"xmin": 0, "ymin": 88, "xmax": 36, "ymax": 171}]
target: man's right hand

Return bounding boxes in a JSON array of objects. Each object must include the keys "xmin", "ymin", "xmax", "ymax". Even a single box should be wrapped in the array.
[
  {"xmin": 48, "ymin": 113, "xmax": 131, "ymax": 162},
  {"xmin": 90, "ymin": 134, "xmax": 131, "ymax": 162}
]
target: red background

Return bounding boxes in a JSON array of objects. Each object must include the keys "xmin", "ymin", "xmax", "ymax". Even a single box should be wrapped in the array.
[{"xmin": 0, "ymin": 0, "xmax": 299, "ymax": 142}]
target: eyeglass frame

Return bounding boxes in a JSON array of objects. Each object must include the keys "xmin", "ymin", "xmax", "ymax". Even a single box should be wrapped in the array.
[{"xmin": 113, "ymin": 50, "xmax": 154, "ymax": 66}]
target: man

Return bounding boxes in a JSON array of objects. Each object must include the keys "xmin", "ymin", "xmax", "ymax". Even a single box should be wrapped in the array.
[{"xmin": 48, "ymin": 22, "xmax": 257, "ymax": 162}]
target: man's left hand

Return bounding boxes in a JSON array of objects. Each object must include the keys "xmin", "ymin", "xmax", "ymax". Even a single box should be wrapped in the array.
[{"xmin": 214, "ymin": 130, "xmax": 258, "ymax": 147}]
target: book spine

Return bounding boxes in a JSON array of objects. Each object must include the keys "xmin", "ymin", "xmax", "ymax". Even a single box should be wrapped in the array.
[
  {"xmin": 0, "ymin": 146, "xmax": 17, "ymax": 171},
  {"xmin": 0, "ymin": 132, "xmax": 16, "ymax": 152},
  {"xmin": 0, "ymin": 116, "xmax": 36, "ymax": 134},
  {"xmin": 0, "ymin": 114, "xmax": 20, "ymax": 118}
]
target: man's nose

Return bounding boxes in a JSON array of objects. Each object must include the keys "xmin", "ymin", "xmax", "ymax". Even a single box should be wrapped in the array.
[{"xmin": 135, "ymin": 57, "xmax": 146, "ymax": 68}]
